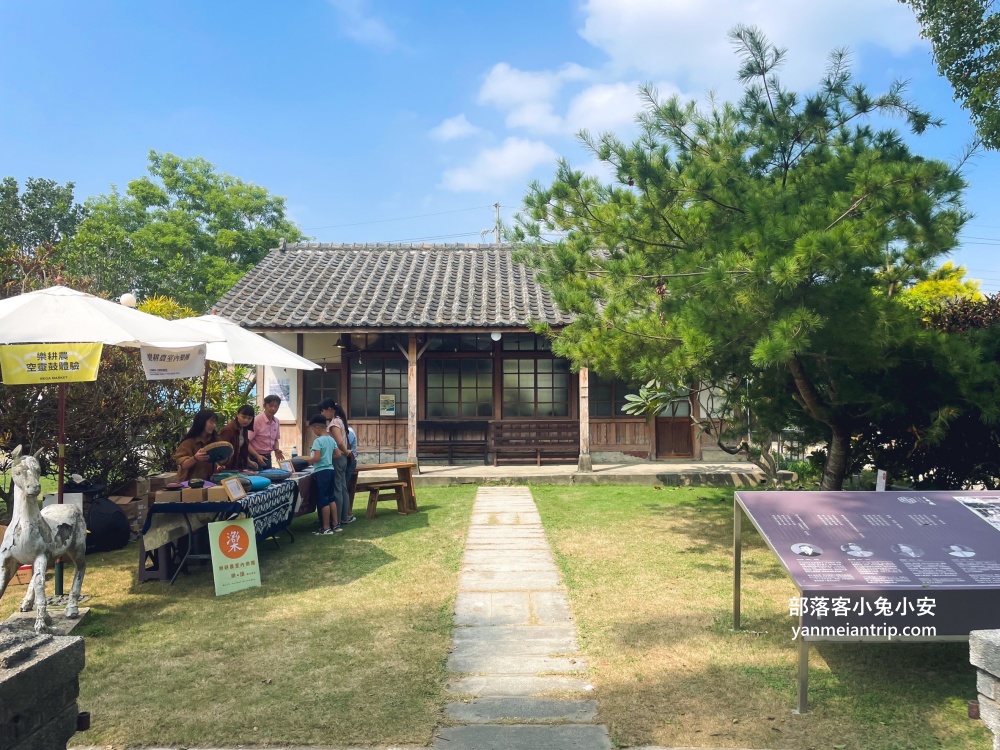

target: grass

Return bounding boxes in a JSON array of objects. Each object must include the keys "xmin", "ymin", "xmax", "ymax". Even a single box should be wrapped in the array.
[
  {"xmin": 0, "ymin": 485, "xmax": 476, "ymax": 748},
  {"xmin": 531, "ymin": 485, "xmax": 991, "ymax": 750}
]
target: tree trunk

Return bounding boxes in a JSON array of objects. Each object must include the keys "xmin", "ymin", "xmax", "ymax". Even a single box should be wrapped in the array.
[{"xmin": 820, "ymin": 424, "xmax": 852, "ymax": 490}]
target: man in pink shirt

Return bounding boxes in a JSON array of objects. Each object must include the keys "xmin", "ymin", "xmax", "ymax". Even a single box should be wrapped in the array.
[{"xmin": 249, "ymin": 394, "xmax": 285, "ymax": 469}]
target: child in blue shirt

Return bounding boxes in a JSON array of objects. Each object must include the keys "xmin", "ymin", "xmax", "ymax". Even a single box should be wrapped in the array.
[{"xmin": 308, "ymin": 414, "xmax": 340, "ymax": 534}]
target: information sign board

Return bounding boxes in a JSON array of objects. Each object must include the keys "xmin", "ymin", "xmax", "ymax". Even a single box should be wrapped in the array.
[{"xmin": 209, "ymin": 518, "xmax": 261, "ymax": 596}]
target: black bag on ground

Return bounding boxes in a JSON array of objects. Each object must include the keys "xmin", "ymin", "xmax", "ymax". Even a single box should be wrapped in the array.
[{"xmin": 85, "ymin": 496, "xmax": 130, "ymax": 553}]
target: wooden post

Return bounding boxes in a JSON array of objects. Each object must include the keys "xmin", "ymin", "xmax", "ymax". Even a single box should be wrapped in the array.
[
  {"xmin": 407, "ymin": 333, "xmax": 418, "ymax": 470},
  {"xmin": 578, "ymin": 367, "xmax": 592, "ymax": 472}
]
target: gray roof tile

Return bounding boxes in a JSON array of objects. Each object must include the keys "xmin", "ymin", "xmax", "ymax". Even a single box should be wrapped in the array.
[{"xmin": 214, "ymin": 243, "xmax": 574, "ymax": 330}]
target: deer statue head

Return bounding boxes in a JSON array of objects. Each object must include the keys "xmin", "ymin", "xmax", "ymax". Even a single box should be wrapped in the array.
[{"xmin": 10, "ymin": 445, "xmax": 43, "ymax": 498}]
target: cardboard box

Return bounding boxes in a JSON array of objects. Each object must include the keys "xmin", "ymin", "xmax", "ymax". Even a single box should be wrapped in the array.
[
  {"xmin": 149, "ymin": 472, "xmax": 178, "ymax": 492},
  {"xmin": 12, "ymin": 566, "xmax": 32, "ymax": 586},
  {"xmin": 181, "ymin": 487, "xmax": 206, "ymax": 503},
  {"xmin": 119, "ymin": 477, "xmax": 150, "ymax": 497},
  {"xmin": 205, "ymin": 485, "xmax": 230, "ymax": 502},
  {"xmin": 155, "ymin": 489, "xmax": 181, "ymax": 504},
  {"xmin": 110, "ymin": 495, "xmax": 141, "ymax": 520}
]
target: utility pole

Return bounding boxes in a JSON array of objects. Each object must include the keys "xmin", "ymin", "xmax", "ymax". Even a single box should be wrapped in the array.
[{"xmin": 493, "ymin": 202, "xmax": 501, "ymax": 244}]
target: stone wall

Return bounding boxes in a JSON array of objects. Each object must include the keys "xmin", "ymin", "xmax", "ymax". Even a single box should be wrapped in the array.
[
  {"xmin": 0, "ymin": 629, "xmax": 84, "ymax": 750},
  {"xmin": 971, "ymin": 629, "xmax": 1000, "ymax": 750}
]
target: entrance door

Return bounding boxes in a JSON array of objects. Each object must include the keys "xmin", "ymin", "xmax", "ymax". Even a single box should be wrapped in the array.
[
  {"xmin": 655, "ymin": 397, "xmax": 693, "ymax": 458},
  {"xmin": 302, "ymin": 367, "xmax": 341, "ymax": 447}
]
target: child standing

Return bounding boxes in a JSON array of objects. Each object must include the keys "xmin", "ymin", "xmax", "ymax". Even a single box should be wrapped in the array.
[{"xmin": 308, "ymin": 414, "xmax": 340, "ymax": 535}]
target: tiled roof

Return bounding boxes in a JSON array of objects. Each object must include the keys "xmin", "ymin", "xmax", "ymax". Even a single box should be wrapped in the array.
[{"xmin": 213, "ymin": 243, "xmax": 575, "ymax": 330}]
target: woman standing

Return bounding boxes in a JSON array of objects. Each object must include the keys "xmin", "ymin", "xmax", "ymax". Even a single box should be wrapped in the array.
[{"xmin": 318, "ymin": 399, "xmax": 355, "ymax": 526}]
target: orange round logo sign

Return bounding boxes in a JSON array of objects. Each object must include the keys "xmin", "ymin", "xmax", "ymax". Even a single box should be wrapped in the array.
[{"xmin": 218, "ymin": 524, "xmax": 250, "ymax": 559}]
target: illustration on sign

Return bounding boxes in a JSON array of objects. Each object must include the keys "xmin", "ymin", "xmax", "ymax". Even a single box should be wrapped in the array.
[
  {"xmin": 209, "ymin": 518, "xmax": 261, "ymax": 595},
  {"xmin": 379, "ymin": 394, "xmax": 396, "ymax": 417}
]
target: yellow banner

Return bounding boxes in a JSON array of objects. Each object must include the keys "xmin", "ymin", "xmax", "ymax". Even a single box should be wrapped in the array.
[{"xmin": 0, "ymin": 343, "xmax": 103, "ymax": 385}]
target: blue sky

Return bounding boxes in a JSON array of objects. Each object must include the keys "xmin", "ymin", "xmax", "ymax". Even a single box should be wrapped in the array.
[{"xmin": 2, "ymin": 0, "xmax": 999, "ymax": 293}]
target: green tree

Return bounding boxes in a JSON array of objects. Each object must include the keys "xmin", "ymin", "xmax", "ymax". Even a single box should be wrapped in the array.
[
  {"xmin": 854, "ymin": 293, "xmax": 1000, "ymax": 489},
  {"xmin": 900, "ymin": 0, "xmax": 1000, "ymax": 148},
  {"xmin": 65, "ymin": 151, "xmax": 305, "ymax": 310},
  {"xmin": 0, "ymin": 176, "xmax": 85, "ymax": 253},
  {"xmin": 515, "ymin": 26, "xmax": 984, "ymax": 490}
]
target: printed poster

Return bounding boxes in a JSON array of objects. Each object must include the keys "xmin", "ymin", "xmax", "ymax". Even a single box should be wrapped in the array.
[
  {"xmin": 208, "ymin": 518, "xmax": 261, "ymax": 595},
  {"xmin": 0, "ymin": 343, "xmax": 103, "ymax": 384},
  {"xmin": 139, "ymin": 345, "xmax": 206, "ymax": 380},
  {"xmin": 379, "ymin": 393, "xmax": 396, "ymax": 417}
]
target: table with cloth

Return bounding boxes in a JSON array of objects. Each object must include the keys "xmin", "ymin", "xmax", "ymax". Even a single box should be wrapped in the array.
[{"xmin": 138, "ymin": 479, "xmax": 299, "ymax": 584}]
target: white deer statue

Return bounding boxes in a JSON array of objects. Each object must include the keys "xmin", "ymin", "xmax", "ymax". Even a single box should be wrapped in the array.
[{"xmin": 0, "ymin": 445, "xmax": 87, "ymax": 633}]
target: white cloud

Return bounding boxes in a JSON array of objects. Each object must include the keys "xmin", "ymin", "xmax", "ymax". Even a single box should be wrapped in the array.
[
  {"xmin": 429, "ymin": 114, "xmax": 483, "ymax": 141},
  {"xmin": 442, "ymin": 138, "xmax": 558, "ymax": 192},
  {"xmin": 578, "ymin": 0, "xmax": 924, "ymax": 91},
  {"xmin": 564, "ymin": 82, "xmax": 647, "ymax": 135},
  {"xmin": 328, "ymin": 0, "xmax": 396, "ymax": 49},
  {"xmin": 478, "ymin": 63, "xmax": 593, "ymax": 134}
]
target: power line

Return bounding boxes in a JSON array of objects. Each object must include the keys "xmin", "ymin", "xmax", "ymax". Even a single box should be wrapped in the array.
[
  {"xmin": 374, "ymin": 230, "xmax": 486, "ymax": 243},
  {"xmin": 303, "ymin": 205, "xmax": 494, "ymax": 231}
]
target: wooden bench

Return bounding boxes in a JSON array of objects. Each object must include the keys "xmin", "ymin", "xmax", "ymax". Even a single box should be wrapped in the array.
[
  {"xmin": 358, "ymin": 480, "xmax": 409, "ymax": 519},
  {"xmin": 417, "ymin": 420, "xmax": 489, "ymax": 464},
  {"xmin": 492, "ymin": 421, "xmax": 581, "ymax": 466}
]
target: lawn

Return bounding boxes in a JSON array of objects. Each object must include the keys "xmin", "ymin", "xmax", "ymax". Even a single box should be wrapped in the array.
[
  {"xmin": 531, "ymin": 485, "xmax": 991, "ymax": 750},
  {"xmin": 0, "ymin": 485, "xmax": 476, "ymax": 748}
]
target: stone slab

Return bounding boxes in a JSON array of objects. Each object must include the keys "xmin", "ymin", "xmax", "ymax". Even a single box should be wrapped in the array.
[
  {"xmin": 434, "ymin": 724, "xmax": 611, "ymax": 750},
  {"xmin": 464, "ymin": 540, "xmax": 551, "ymax": 550},
  {"xmin": 450, "ymin": 636, "xmax": 578, "ymax": 659},
  {"xmin": 5, "ymin": 608, "xmax": 90, "ymax": 637},
  {"xmin": 455, "ymin": 592, "xmax": 530, "ymax": 626},
  {"xmin": 462, "ymin": 549, "xmax": 554, "ymax": 563},
  {"xmin": 458, "ymin": 572, "xmax": 561, "ymax": 591},
  {"xmin": 447, "ymin": 675, "xmax": 593, "ymax": 697},
  {"xmin": 452, "ymin": 624, "xmax": 577, "ymax": 644},
  {"xmin": 531, "ymin": 591, "xmax": 573, "ymax": 623},
  {"xmin": 445, "ymin": 698, "xmax": 597, "ymax": 723},
  {"xmin": 447, "ymin": 652, "xmax": 585, "ymax": 674},
  {"xmin": 470, "ymin": 513, "xmax": 542, "ymax": 524},
  {"xmin": 462, "ymin": 557, "xmax": 559, "ymax": 575}
]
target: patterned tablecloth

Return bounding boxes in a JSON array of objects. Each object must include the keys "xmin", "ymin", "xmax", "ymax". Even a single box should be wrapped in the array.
[{"xmin": 142, "ymin": 480, "xmax": 298, "ymax": 550}]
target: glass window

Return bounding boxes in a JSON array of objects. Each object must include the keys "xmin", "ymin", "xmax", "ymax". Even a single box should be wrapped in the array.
[
  {"xmin": 502, "ymin": 358, "xmax": 570, "ymax": 417},
  {"xmin": 350, "ymin": 357, "xmax": 408, "ymax": 417},
  {"xmin": 351, "ymin": 334, "xmax": 408, "ymax": 352},
  {"xmin": 303, "ymin": 369, "xmax": 341, "ymax": 418},
  {"xmin": 425, "ymin": 359, "xmax": 493, "ymax": 418},
  {"xmin": 425, "ymin": 334, "xmax": 493, "ymax": 352},
  {"xmin": 590, "ymin": 374, "xmax": 638, "ymax": 418},
  {"xmin": 501, "ymin": 333, "xmax": 552, "ymax": 351}
]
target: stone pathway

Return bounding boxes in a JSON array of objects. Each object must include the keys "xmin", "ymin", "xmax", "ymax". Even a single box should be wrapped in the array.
[{"xmin": 435, "ymin": 486, "xmax": 611, "ymax": 750}]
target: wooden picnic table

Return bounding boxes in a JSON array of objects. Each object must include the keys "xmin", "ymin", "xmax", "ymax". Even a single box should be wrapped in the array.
[{"xmin": 353, "ymin": 462, "xmax": 418, "ymax": 518}]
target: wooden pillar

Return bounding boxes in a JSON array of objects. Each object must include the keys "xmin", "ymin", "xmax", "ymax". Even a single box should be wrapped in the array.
[
  {"xmin": 407, "ymin": 333, "xmax": 418, "ymax": 469},
  {"xmin": 578, "ymin": 366, "xmax": 592, "ymax": 472}
]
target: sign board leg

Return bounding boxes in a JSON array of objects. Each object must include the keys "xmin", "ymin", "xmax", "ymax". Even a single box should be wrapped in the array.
[
  {"xmin": 794, "ymin": 635, "xmax": 809, "ymax": 714},
  {"xmin": 733, "ymin": 499, "xmax": 742, "ymax": 630}
]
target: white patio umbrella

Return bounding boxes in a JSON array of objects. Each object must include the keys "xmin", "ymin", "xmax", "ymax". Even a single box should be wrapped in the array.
[
  {"xmin": 0, "ymin": 285, "xmax": 224, "ymax": 593},
  {"xmin": 153, "ymin": 313, "xmax": 319, "ymax": 406}
]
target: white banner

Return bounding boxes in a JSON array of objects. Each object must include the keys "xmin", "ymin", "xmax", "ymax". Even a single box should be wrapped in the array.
[{"xmin": 139, "ymin": 345, "xmax": 206, "ymax": 380}]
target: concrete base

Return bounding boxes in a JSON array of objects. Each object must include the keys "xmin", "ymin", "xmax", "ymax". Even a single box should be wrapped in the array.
[
  {"xmin": 0, "ymin": 628, "xmax": 84, "ymax": 750},
  {"xmin": 5, "ymin": 608, "xmax": 90, "ymax": 637}
]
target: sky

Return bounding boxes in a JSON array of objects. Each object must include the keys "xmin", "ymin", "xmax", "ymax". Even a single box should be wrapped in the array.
[{"xmin": 2, "ymin": 0, "xmax": 999, "ymax": 293}]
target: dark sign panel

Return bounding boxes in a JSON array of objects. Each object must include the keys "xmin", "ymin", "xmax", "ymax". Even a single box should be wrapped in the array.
[{"xmin": 736, "ymin": 491, "xmax": 1000, "ymax": 637}]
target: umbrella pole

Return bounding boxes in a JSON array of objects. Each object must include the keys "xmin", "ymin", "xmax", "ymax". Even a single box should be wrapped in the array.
[
  {"xmin": 200, "ymin": 360, "xmax": 210, "ymax": 409},
  {"xmin": 55, "ymin": 383, "xmax": 65, "ymax": 597}
]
